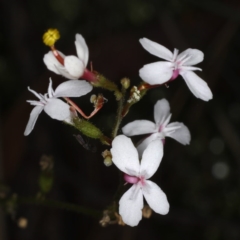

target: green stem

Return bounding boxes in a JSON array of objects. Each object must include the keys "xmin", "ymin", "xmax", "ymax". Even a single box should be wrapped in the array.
[
  {"xmin": 111, "ymin": 86, "xmax": 126, "ymax": 138},
  {"xmin": 17, "ymin": 196, "xmax": 101, "ymax": 218}
]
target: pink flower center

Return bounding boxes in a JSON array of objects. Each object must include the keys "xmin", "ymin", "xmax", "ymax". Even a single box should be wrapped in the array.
[
  {"xmin": 170, "ymin": 69, "xmax": 180, "ymax": 81},
  {"xmin": 124, "ymin": 174, "xmax": 145, "ymax": 186}
]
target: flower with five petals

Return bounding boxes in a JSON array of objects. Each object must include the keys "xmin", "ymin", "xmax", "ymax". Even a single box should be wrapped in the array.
[
  {"xmin": 111, "ymin": 135, "xmax": 169, "ymax": 227},
  {"xmin": 122, "ymin": 99, "xmax": 190, "ymax": 157},
  {"xmin": 139, "ymin": 38, "xmax": 213, "ymax": 101},
  {"xmin": 24, "ymin": 79, "xmax": 92, "ymax": 136}
]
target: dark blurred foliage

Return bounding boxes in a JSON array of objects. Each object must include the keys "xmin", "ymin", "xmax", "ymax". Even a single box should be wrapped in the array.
[{"xmin": 1, "ymin": 0, "xmax": 240, "ymax": 239}]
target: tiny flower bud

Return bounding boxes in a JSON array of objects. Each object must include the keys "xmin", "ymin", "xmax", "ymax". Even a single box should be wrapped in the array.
[
  {"xmin": 104, "ymin": 156, "xmax": 112, "ymax": 167},
  {"xmin": 40, "ymin": 155, "xmax": 54, "ymax": 171},
  {"xmin": 120, "ymin": 78, "xmax": 130, "ymax": 89},
  {"xmin": 114, "ymin": 212, "xmax": 125, "ymax": 226},
  {"xmin": 127, "ymin": 86, "xmax": 141, "ymax": 104},
  {"xmin": 90, "ymin": 94, "xmax": 97, "ymax": 104},
  {"xmin": 99, "ymin": 210, "xmax": 111, "ymax": 227},
  {"xmin": 18, "ymin": 217, "xmax": 28, "ymax": 229},
  {"xmin": 102, "ymin": 149, "xmax": 111, "ymax": 158},
  {"xmin": 43, "ymin": 28, "xmax": 60, "ymax": 47},
  {"xmin": 142, "ymin": 205, "xmax": 152, "ymax": 218},
  {"xmin": 102, "ymin": 150, "xmax": 112, "ymax": 166}
]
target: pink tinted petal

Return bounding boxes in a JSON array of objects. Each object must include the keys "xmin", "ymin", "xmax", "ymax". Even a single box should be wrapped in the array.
[
  {"xmin": 64, "ymin": 56, "xmax": 85, "ymax": 79},
  {"xmin": 111, "ymin": 135, "xmax": 140, "ymax": 175},
  {"xmin": 139, "ymin": 61, "xmax": 173, "ymax": 85},
  {"xmin": 154, "ymin": 99, "xmax": 171, "ymax": 126},
  {"xmin": 142, "ymin": 180, "xmax": 169, "ymax": 215},
  {"xmin": 165, "ymin": 122, "xmax": 191, "ymax": 145},
  {"xmin": 54, "ymin": 80, "xmax": 92, "ymax": 98},
  {"xmin": 140, "ymin": 140, "xmax": 163, "ymax": 179},
  {"xmin": 24, "ymin": 105, "xmax": 44, "ymax": 136},
  {"xmin": 44, "ymin": 98, "xmax": 71, "ymax": 121},
  {"xmin": 181, "ymin": 71, "xmax": 213, "ymax": 101},
  {"xmin": 119, "ymin": 185, "xmax": 143, "ymax": 227},
  {"xmin": 43, "ymin": 51, "xmax": 65, "ymax": 75},
  {"xmin": 122, "ymin": 120, "xmax": 156, "ymax": 136},
  {"xmin": 139, "ymin": 38, "xmax": 173, "ymax": 61},
  {"xmin": 177, "ymin": 49, "xmax": 204, "ymax": 65},
  {"xmin": 137, "ymin": 132, "xmax": 162, "ymax": 159},
  {"xmin": 124, "ymin": 174, "xmax": 139, "ymax": 184},
  {"xmin": 75, "ymin": 34, "xmax": 89, "ymax": 67}
]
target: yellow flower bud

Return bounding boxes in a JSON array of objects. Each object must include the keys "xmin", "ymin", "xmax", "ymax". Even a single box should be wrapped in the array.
[{"xmin": 43, "ymin": 28, "xmax": 60, "ymax": 47}]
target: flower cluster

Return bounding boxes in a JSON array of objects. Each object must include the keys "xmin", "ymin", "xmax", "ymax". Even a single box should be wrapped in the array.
[{"xmin": 24, "ymin": 29, "xmax": 213, "ymax": 227}]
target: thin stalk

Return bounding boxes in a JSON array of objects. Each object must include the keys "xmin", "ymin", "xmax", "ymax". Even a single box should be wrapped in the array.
[
  {"xmin": 111, "ymin": 87, "xmax": 126, "ymax": 138},
  {"xmin": 17, "ymin": 196, "xmax": 101, "ymax": 219}
]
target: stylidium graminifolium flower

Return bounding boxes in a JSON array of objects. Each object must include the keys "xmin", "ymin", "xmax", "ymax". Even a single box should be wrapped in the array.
[
  {"xmin": 122, "ymin": 99, "xmax": 191, "ymax": 157},
  {"xmin": 110, "ymin": 135, "xmax": 169, "ymax": 227},
  {"xmin": 139, "ymin": 38, "xmax": 213, "ymax": 101},
  {"xmin": 24, "ymin": 79, "xmax": 92, "ymax": 136},
  {"xmin": 43, "ymin": 34, "xmax": 89, "ymax": 80}
]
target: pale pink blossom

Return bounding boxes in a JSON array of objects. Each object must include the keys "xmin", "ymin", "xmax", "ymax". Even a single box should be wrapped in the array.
[
  {"xmin": 139, "ymin": 38, "xmax": 213, "ymax": 101},
  {"xmin": 122, "ymin": 99, "xmax": 190, "ymax": 157},
  {"xmin": 43, "ymin": 34, "xmax": 89, "ymax": 80},
  {"xmin": 111, "ymin": 135, "xmax": 169, "ymax": 227},
  {"xmin": 24, "ymin": 79, "xmax": 92, "ymax": 136}
]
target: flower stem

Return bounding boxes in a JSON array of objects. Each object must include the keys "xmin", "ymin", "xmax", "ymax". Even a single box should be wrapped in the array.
[
  {"xmin": 17, "ymin": 196, "xmax": 101, "ymax": 218},
  {"xmin": 111, "ymin": 86, "xmax": 126, "ymax": 138}
]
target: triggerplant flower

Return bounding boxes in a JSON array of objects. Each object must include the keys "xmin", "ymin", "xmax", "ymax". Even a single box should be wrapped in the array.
[
  {"xmin": 122, "ymin": 99, "xmax": 190, "ymax": 157},
  {"xmin": 139, "ymin": 38, "xmax": 213, "ymax": 101},
  {"xmin": 111, "ymin": 135, "xmax": 169, "ymax": 227},
  {"xmin": 24, "ymin": 79, "xmax": 92, "ymax": 136},
  {"xmin": 43, "ymin": 34, "xmax": 90, "ymax": 80}
]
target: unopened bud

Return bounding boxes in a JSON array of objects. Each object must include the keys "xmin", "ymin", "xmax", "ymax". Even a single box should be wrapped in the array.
[
  {"xmin": 43, "ymin": 28, "xmax": 60, "ymax": 47},
  {"xmin": 90, "ymin": 94, "xmax": 97, "ymax": 104},
  {"xmin": 142, "ymin": 205, "xmax": 152, "ymax": 218},
  {"xmin": 102, "ymin": 150, "xmax": 112, "ymax": 166},
  {"xmin": 18, "ymin": 217, "xmax": 28, "ymax": 228},
  {"xmin": 104, "ymin": 156, "xmax": 112, "ymax": 167},
  {"xmin": 121, "ymin": 78, "xmax": 130, "ymax": 89},
  {"xmin": 114, "ymin": 212, "xmax": 125, "ymax": 226}
]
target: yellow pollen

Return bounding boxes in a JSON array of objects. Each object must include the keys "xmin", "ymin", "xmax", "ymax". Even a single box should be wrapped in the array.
[{"xmin": 43, "ymin": 29, "xmax": 60, "ymax": 47}]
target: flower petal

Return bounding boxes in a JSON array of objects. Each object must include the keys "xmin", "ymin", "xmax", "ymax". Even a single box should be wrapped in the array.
[
  {"xmin": 64, "ymin": 56, "xmax": 85, "ymax": 79},
  {"xmin": 165, "ymin": 122, "xmax": 191, "ymax": 145},
  {"xmin": 140, "ymin": 139, "xmax": 163, "ymax": 179},
  {"xmin": 24, "ymin": 105, "xmax": 44, "ymax": 136},
  {"xmin": 154, "ymin": 99, "xmax": 171, "ymax": 125},
  {"xmin": 75, "ymin": 34, "xmax": 89, "ymax": 67},
  {"xmin": 177, "ymin": 48, "xmax": 204, "ymax": 66},
  {"xmin": 56, "ymin": 66, "xmax": 77, "ymax": 79},
  {"xmin": 142, "ymin": 180, "xmax": 169, "ymax": 215},
  {"xmin": 119, "ymin": 185, "xmax": 143, "ymax": 227},
  {"xmin": 137, "ymin": 133, "xmax": 162, "ymax": 158},
  {"xmin": 43, "ymin": 51, "xmax": 65, "ymax": 75},
  {"xmin": 139, "ymin": 38, "xmax": 173, "ymax": 61},
  {"xmin": 54, "ymin": 80, "xmax": 92, "ymax": 98},
  {"xmin": 111, "ymin": 135, "xmax": 140, "ymax": 175},
  {"xmin": 44, "ymin": 98, "xmax": 71, "ymax": 121},
  {"xmin": 139, "ymin": 61, "xmax": 173, "ymax": 85},
  {"xmin": 181, "ymin": 71, "xmax": 213, "ymax": 101},
  {"xmin": 122, "ymin": 120, "xmax": 156, "ymax": 136}
]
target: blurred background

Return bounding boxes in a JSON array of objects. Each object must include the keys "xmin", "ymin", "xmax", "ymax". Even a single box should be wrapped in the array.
[{"xmin": 1, "ymin": 0, "xmax": 240, "ymax": 239}]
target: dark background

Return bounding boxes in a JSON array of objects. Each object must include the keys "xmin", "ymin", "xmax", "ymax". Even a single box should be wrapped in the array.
[{"xmin": 1, "ymin": 0, "xmax": 240, "ymax": 239}]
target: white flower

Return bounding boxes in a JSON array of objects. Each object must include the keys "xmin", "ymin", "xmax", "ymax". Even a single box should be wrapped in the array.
[
  {"xmin": 111, "ymin": 135, "xmax": 169, "ymax": 227},
  {"xmin": 139, "ymin": 38, "xmax": 213, "ymax": 101},
  {"xmin": 43, "ymin": 34, "xmax": 89, "ymax": 79},
  {"xmin": 24, "ymin": 79, "xmax": 92, "ymax": 136},
  {"xmin": 122, "ymin": 99, "xmax": 190, "ymax": 157}
]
